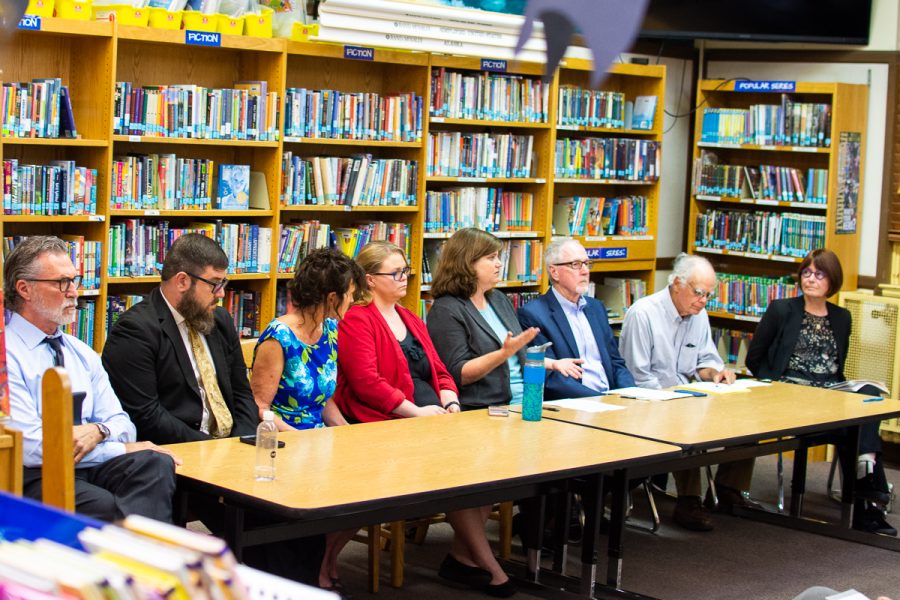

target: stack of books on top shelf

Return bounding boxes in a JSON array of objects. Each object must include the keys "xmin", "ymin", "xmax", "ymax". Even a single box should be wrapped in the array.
[
  {"xmin": 1, "ymin": 79, "xmax": 77, "ymax": 139},
  {"xmin": 700, "ymin": 97, "xmax": 832, "ymax": 147},
  {"xmin": 427, "ymin": 132, "xmax": 534, "ymax": 178},
  {"xmin": 3, "ymin": 160, "xmax": 98, "ymax": 216},
  {"xmin": 114, "ymin": 82, "xmax": 279, "ymax": 141},
  {"xmin": 424, "ymin": 188, "xmax": 534, "ymax": 233},
  {"xmin": 552, "ymin": 196, "xmax": 649, "ymax": 237},
  {"xmin": 712, "ymin": 327, "xmax": 754, "ymax": 371},
  {"xmin": 284, "ymin": 88, "xmax": 423, "ymax": 142},
  {"xmin": 111, "ymin": 154, "xmax": 217, "ymax": 211},
  {"xmin": 281, "ymin": 153, "xmax": 418, "ymax": 207},
  {"xmin": 694, "ymin": 208, "xmax": 826, "ymax": 258},
  {"xmin": 429, "ymin": 68, "xmax": 549, "ymax": 123},
  {"xmin": 707, "ymin": 273, "xmax": 800, "ymax": 317},
  {"xmin": 2, "ymin": 235, "xmax": 101, "ymax": 291},
  {"xmin": 554, "ymin": 137, "xmax": 660, "ymax": 181},
  {"xmin": 314, "ymin": 0, "xmax": 592, "ymax": 64}
]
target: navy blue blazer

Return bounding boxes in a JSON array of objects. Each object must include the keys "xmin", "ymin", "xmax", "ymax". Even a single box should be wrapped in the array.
[{"xmin": 518, "ymin": 290, "xmax": 635, "ymax": 399}]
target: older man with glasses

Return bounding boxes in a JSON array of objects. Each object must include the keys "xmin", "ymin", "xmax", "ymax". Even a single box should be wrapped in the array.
[
  {"xmin": 4, "ymin": 236, "xmax": 180, "ymax": 522},
  {"xmin": 620, "ymin": 252, "xmax": 756, "ymax": 532}
]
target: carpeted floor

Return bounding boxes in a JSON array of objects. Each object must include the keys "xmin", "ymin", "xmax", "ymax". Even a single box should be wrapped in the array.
[{"xmin": 332, "ymin": 454, "xmax": 900, "ymax": 600}]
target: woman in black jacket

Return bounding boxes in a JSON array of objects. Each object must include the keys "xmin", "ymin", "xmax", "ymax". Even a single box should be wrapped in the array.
[{"xmin": 746, "ymin": 249, "xmax": 894, "ymax": 535}]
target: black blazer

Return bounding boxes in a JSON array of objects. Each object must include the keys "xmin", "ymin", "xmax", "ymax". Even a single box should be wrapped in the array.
[
  {"xmin": 102, "ymin": 287, "xmax": 258, "ymax": 444},
  {"xmin": 745, "ymin": 296, "xmax": 851, "ymax": 381},
  {"xmin": 426, "ymin": 291, "xmax": 528, "ymax": 408}
]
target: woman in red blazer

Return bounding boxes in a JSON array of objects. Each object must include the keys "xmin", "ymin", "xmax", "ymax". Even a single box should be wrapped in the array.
[{"xmin": 335, "ymin": 241, "xmax": 515, "ymax": 598}]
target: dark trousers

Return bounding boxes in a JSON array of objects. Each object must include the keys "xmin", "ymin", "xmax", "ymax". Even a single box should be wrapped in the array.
[{"xmin": 23, "ymin": 450, "xmax": 176, "ymax": 523}]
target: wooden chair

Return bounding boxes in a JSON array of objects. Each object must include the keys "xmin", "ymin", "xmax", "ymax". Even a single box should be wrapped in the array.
[
  {"xmin": 0, "ymin": 423, "xmax": 23, "ymax": 496},
  {"xmin": 241, "ymin": 339, "xmax": 256, "ymax": 371},
  {"xmin": 40, "ymin": 367, "xmax": 75, "ymax": 511}
]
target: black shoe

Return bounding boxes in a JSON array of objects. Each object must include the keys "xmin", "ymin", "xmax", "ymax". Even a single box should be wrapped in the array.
[
  {"xmin": 856, "ymin": 473, "xmax": 892, "ymax": 506},
  {"xmin": 438, "ymin": 554, "xmax": 492, "ymax": 588},
  {"xmin": 707, "ymin": 485, "xmax": 763, "ymax": 514},
  {"xmin": 673, "ymin": 496, "xmax": 714, "ymax": 531},
  {"xmin": 853, "ymin": 507, "xmax": 898, "ymax": 537},
  {"xmin": 484, "ymin": 579, "xmax": 517, "ymax": 597}
]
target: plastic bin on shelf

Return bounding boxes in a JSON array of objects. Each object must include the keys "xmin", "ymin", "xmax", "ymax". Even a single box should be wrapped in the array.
[
  {"xmin": 25, "ymin": 0, "xmax": 55, "ymax": 17},
  {"xmin": 56, "ymin": 0, "xmax": 91, "ymax": 20},
  {"xmin": 244, "ymin": 7, "xmax": 272, "ymax": 37},
  {"xmin": 181, "ymin": 10, "xmax": 217, "ymax": 32},
  {"xmin": 217, "ymin": 13, "xmax": 244, "ymax": 35},
  {"xmin": 148, "ymin": 7, "xmax": 182, "ymax": 29},
  {"xmin": 91, "ymin": 3, "xmax": 150, "ymax": 26}
]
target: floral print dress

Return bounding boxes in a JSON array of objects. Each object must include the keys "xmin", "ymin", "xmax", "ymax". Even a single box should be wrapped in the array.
[{"xmin": 256, "ymin": 318, "xmax": 338, "ymax": 429}]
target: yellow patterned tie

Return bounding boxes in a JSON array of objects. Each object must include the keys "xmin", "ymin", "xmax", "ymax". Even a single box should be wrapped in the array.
[{"xmin": 187, "ymin": 326, "xmax": 233, "ymax": 438}]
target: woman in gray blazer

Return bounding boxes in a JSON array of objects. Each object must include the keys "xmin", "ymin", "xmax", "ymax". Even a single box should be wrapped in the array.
[{"xmin": 426, "ymin": 228, "xmax": 580, "ymax": 409}]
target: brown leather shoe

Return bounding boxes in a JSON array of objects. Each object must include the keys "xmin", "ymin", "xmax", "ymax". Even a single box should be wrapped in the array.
[
  {"xmin": 707, "ymin": 485, "xmax": 762, "ymax": 514},
  {"xmin": 673, "ymin": 496, "xmax": 714, "ymax": 531}
]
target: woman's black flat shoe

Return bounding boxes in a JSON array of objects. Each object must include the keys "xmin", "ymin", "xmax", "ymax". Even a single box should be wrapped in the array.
[
  {"xmin": 484, "ymin": 579, "xmax": 517, "ymax": 597},
  {"xmin": 438, "ymin": 554, "xmax": 492, "ymax": 588}
]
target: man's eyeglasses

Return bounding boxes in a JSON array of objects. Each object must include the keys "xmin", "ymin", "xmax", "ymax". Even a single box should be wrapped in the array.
[
  {"xmin": 372, "ymin": 266, "xmax": 411, "ymax": 281},
  {"xmin": 187, "ymin": 272, "xmax": 229, "ymax": 293},
  {"xmin": 552, "ymin": 260, "xmax": 593, "ymax": 271},
  {"xmin": 691, "ymin": 287, "xmax": 715, "ymax": 301},
  {"xmin": 800, "ymin": 268, "xmax": 826, "ymax": 281},
  {"xmin": 26, "ymin": 276, "xmax": 82, "ymax": 292}
]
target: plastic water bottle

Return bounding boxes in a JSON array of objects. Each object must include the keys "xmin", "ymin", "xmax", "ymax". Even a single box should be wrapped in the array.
[
  {"xmin": 255, "ymin": 410, "xmax": 277, "ymax": 481},
  {"xmin": 522, "ymin": 342, "xmax": 552, "ymax": 422}
]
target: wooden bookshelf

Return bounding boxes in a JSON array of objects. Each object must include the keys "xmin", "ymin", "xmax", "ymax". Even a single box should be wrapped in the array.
[
  {"xmin": 1, "ymin": 18, "xmax": 669, "ymax": 349},
  {"xmin": 688, "ymin": 79, "xmax": 868, "ymax": 366}
]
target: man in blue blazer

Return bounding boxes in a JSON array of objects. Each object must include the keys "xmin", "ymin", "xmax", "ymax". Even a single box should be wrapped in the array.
[{"xmin": 518, "ymin": 238, "xmax": 635, "ymax": 398}]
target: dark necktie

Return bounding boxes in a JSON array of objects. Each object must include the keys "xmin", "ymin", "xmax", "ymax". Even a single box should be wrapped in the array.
[{"xmin": 44, "ymin": 336, "xmax": 65, "ymax": 367}]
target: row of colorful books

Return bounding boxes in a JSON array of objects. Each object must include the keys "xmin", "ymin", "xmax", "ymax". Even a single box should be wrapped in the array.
[
  {"xmin": 1, "ymin": 79, "xmax": 77, "ymax": 139},
  {"xmin": 700, "ymin": 99, "xmax": 832, "ymax": 147},
  {"xmin": 692, "ymin": 154, "xmax": 828, "ymax": 203},
  {"xmin": 280, "ymin": 153, "xmax": 418, "ymax": 207},
  {"xmin": 107, "ymin": 220, "xmax": 273, "ymax": 277},
  {"xmin": 113, "ymin": 81, "xmax": 279, "ymax": 141},
  {"xmin": 222, "ymin": 289, "xmax": 262, "ymax": 339},
  {"xmin": 60, "ymin": 297, "xmax": 96, "ymax": 347},
  {"xmin": 278, "ymin": 220, "xmax": 411, "ymax": 273},
  {"xmin": 593, "ymin": 276, "xmax": 647, "ymax": 319},
  {"xmin": 423, "ymin": 290, "xmax": 540, "ymax": 321},
  {"xmin": 707, "ymin": 273, "xmax": 801, "ymax": 317},
  {"xmin": 711, "ymin": 327, "xmax": 753, "ymax": 370},
  {"xmin": 424, "ymin": 188, "xmax": 534, "ymax": 233},
  {"xmin": 2, "ymin": 160, "xmax": 98, "ymax": 216},
  {"xmin": 2, "ymin": 235, "xmax": 102, "ymax": 291},
  {"xmin": 554, "ymin": 137, "xmax": 661, "ymax": 181},
  {"xmin": 426, "ymin": 132, "xmax": 534, "ymax": 179},
  {"xmin": 552, "ymin": 195, "xmax": 650, "ymax": 237},
  {"xmin": 557, "ymin": 86, "xmax": 626, "ymax": 129},
  {"xmin": 284, "ymin": 88, "xmax": 423, "ymax": 141},
  {"xmin": 429, "ymin": 67, "xmax": 550, "ymax": 123},
  {"xmin": 694, "ymin": 209, "xmax": 827, "ymax": 258},
  {"xmin": 111, "ymin": 154, "xmax": 218, "ymax": 210},
  {"xmin": 421, "ymin": 238, "xmax": 542, "ymax": 284}
]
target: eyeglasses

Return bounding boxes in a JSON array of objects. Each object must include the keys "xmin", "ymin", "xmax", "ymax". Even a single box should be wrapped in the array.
[
  {"xmin": 800, "ymin": 268, "xmax": 827, "ymax": 281},
  {"xmin": 691, "ymin": 287, "xmax": 716, "ymax": 301},
  {"xmin": 552, "ymin": 260, "xmax": 593, "ymax": 271},
  {"xmin": 371, "ymin": 266, "xmax": 411, "ymax": 282},
  {"xmin": 26, "ymin": 276, "xmax": 82, "ymax": 292},
  {"xmin": 187, "ymin": 272, "xmax": 229, "ymax": 293}
]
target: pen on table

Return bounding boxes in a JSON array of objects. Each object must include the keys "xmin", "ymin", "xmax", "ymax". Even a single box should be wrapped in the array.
[
  {"xmin": 542, "ymin": 406, "xmax": 561, "ymax": 412},
  {"xmin": 863, "ymin": 397, "xmax": 884, "ymax": 403}
]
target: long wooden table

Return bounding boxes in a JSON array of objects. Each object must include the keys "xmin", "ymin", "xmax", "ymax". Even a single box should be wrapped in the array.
[{"xmin": 166, "ymin": 410, "xmax": 680, "ymax": 597}]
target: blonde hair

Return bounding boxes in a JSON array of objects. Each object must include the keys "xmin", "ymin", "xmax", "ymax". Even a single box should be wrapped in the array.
[
  {"xmin": 355, "ymin": 241, "xmax": 407, "ymax": 305},
  {"xmin": 430, "ymin": 228, "xmax": 503, "ymax": 299}
]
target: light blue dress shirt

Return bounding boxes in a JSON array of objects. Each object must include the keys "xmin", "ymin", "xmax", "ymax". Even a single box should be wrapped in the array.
[
  {"xmin": 5, "ymin": 311, "xmax": 136, "ymax": 469},
  {"xmin": 550, "ymin": 287, "xmax": 610, "ymax": 392},
  {"xmin": 478, "ymin": 304, "xmax": 525, "ymax": 404}
]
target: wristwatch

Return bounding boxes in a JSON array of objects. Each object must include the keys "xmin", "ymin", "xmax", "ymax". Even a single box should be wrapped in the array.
[{"xmin": 95, "ymin": 422, "xmax": 111, "ymax": 441}]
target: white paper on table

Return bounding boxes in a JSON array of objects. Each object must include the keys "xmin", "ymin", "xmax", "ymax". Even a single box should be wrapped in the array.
[
  {"xmin": 546, "ymin": 397, "xmax": 626, "ymax": 413},
  {"xmin": 675, "ymin": 381, "xmax": 751, "ymax": 394},
  {"xmin": 729, "ymin": 379, "xmax": 772, "ymax": 389},
  {"xmin": 606, "ymin": 387, "xmax": 694, "ymax": 401}
]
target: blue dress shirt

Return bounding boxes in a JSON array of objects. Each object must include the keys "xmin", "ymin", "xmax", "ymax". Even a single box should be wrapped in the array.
[{"xmin": 5, "ymin": 311, "xmax": 136, "ymax": 469}]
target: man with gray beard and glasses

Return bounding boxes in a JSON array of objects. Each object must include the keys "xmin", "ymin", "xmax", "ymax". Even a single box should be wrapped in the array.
[{"xmin": 103, "ymin": 233, "xmax": 258, "ymax": 444}]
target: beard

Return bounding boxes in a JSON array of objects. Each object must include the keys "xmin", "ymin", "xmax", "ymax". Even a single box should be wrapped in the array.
[
  {"xmin": 33, "ymin": 291, "xmax": 77, "ymax": 327},
  {"xmin": 178, "ymin": 285, "xmax": 216, "ymax": 334}
]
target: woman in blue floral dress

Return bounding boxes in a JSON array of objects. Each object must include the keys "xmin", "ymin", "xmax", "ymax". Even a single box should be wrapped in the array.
[{"xmin": 251, "ymin": 247, "xmax": 365, "ymax": 593}]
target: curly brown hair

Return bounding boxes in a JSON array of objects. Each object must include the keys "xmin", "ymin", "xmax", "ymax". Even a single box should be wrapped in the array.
[
  {"xmin": 287, "ymin": 248, "xmax": 366, "ymax": 314},
  {"xmin": 430, "ymin": 228, "xmax": 502, "ymax": 299}
]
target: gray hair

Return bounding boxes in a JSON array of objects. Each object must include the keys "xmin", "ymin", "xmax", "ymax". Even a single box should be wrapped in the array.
[
  {"xmin": 3, "ymin": 236, "xmax": 71, "ymax": 311},
  {"xmin": 544, "ymin": 238, "xmax": 582, "ymax": 285},
  {"xmin": 667, "ymin": 253, "xmax": 715, "ymax": 286}
]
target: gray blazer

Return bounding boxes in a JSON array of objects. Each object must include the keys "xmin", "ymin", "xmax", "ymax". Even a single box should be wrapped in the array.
[{"xmin": 426, "ymin": 291, "xmax": 527, "ymax": 408}]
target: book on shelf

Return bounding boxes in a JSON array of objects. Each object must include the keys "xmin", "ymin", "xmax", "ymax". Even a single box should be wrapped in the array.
[
  {"xmin": 1, "ymin": 79, "xmax": 76, "ymax": 139},
  {"xmin": 595, "ymin": 277, "xmax": 646, "ymax": 319},
  {"xmin": 3, "ymin": 160, "xmax": 98, "ymax": 216},
  {"xmin": 707, "ymin": 273, "xmax": 799, "ymax": 317},
  {"xmin": 427, "ymin": 132, "xmax": 534, "ymax": 178},
  {"xmin": 557, "ymin": 86, "xmax": 625, "ymax": 129},
  {"xmin": 711, "ymin": 327, "xmax": 753, "ymax": 371},
  {"xmin": 0, "ymin": 288, "xmax": 8, "ymax": 420},
  {"xmin": 216, "ymin": 164, "xmax": 250, "ymax": 210},
  {"xmin": 281, "ymin": 153, "xmax": 418, "ymax": 207},
  {"xmin": 425, "ymin": 188, "xmax": 533, "ymax": 233},
  {"xmin": 554, "ymin": 137, "xmax": 660, "ymax": 181},
  {"xmin": 700, "ymin": 98, "xmax": 831, "ymax": 147},
  {"xmin": 112, "ymin": 154, "xmax": 215, "ymax": 211},
  {"xmin": 694, "ymin": 208, "xmax": 826, "ymax": 258},
  {"xmin": 630, "ymin": 95, "xmax": 657, "ymax": 130},
  {"xmin": 430, "ymin": 68, "xmax": 549, "ymax": 123}
]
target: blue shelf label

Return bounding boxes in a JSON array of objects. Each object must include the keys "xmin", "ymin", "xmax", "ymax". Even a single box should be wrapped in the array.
[
  {"xmin": 481, "ymin": 59, "xmax": 508, "ymax": 73},
  {"xmin": 587, "ymin": 247, "xmax": 628, "ymax": 260},
  {"xmin": 734, "ymin": 80, "xmax": 796, "ymax": 93},
  {"xmin": 345, "ymin": 45, "xmax": 375, "ymax": 60},
  {"xmin": 18, "ymin": 14, "xmax": 41, "ymax": 30},
  {"xmin": 185, "ymin": 30, "xmax": 221, "ymax": 46}
]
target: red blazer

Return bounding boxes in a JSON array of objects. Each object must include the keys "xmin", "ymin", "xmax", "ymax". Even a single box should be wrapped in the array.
[{"xmin": 335, "ymin": 303, "xmax": 458, "ymax": 423}]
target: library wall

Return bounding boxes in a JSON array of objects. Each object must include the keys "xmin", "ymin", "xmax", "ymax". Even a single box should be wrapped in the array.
[{"xmin": 706, "ymin": 61, "xmax": 889, "ymax": 281}]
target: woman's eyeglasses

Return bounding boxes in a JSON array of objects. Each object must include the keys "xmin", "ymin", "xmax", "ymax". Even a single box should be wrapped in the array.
[
  {"xmin": 800, "ymin": 268, "xmax": 826, "ymax": 281},
  {"xmin": 372, "ymin": 266, "xmax": 411, "ymax": 281}
]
